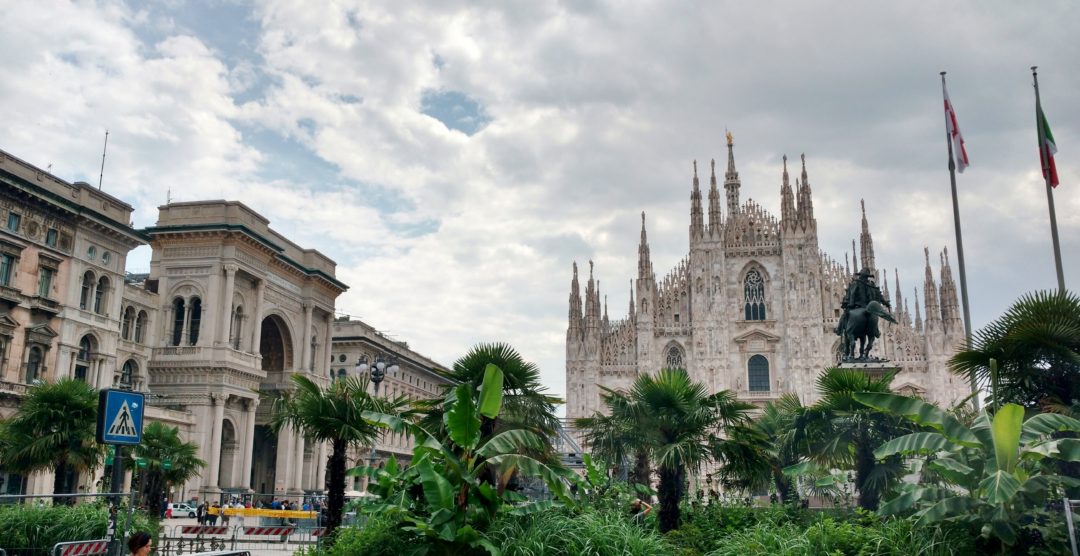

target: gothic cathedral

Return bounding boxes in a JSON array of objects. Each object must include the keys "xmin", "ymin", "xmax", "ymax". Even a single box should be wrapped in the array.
[{"xmin": 565, "ymin": 136, "xmax": 970, "ymax": 421}]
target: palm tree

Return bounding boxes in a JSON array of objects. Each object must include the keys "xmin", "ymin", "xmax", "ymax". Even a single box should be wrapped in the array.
[
  {"xmin": 130, "ymin": 422, "xmax": 205, "ymax": 513},
  {"xmin": 795, "ymin": 368, "xmax": 910, "ymax": 511},
  {"xmin": 950, "ymin": 290, "xmax": 1080, "ymax": 411},
  {"xmin": 271, "ymin": 374, "xmax": 410, "ymax": 544},
  {"xmin": 575, "ymin": 389, "xmax": 651, "ymax": 485},
  {"xmin": 713, "ymin": 392, "xmax": 804, "ymax": 503},
  {"xmin": 0, "ymin": 378, "xmax": 103, "ymax": 503},
  {"xmin": 625, "ymin": 369, "xmax": 754, "ymax": 533}
]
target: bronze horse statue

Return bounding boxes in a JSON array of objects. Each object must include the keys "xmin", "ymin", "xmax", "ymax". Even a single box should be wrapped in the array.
[{"xmin": 839, "ymin": 300, "xmax": 898, "ymax": 360}]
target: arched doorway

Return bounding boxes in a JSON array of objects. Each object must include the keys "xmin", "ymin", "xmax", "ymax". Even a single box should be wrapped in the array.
[
  {"xmin": 219, "ymin": 420, "xmax": 237, "ymax": 488},
  {"xmin": 251, "ymin": 314, "xmax": 293, "ymax": 495},
  {"xmin": 259, "ymin": 315, "xmax": 293, "ymax": 376}
]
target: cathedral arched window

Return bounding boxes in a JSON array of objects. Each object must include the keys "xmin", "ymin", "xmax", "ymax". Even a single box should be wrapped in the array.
[
  {"xmin": 188, "ymin": 297, "xmax": 202, "ymax": 345},
  {"xmin": 744, "ymin": 269, "xmax": 766, "ymax": 321},
  {"xmin": 665, "ymin": 344, "xmax": 684, "ymax": 370},
  {"xmin": 171, "ymin": 298, "xmax": 185, "ymax": 346},
  {"xmin": 747, "ymin": 355, "xmax": 770, "ymax": 392}
]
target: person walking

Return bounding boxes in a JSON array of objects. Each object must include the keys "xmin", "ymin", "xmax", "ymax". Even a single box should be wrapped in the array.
[
  {"xmin": 196, "ymin": 502, "xmax": 206, "ymax": 525},
  {"xmin": 127, "ymin": 532, "xmax": 152, "ymax": 556}
]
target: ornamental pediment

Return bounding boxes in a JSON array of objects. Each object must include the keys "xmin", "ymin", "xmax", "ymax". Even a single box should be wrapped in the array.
[
  {"xmin": 893, "ymin": 382, "xmax": 926, "ymax": 397},
  {"xmin": 25, "ymin": 322, "xmax": 58, "ymax": 344},
  {"xmin": 732, "ymin": 329, "xmax": 781, "ymax": 344}
]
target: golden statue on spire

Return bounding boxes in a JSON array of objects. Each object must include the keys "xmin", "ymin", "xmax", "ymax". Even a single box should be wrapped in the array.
[{"xmin": 725, "ymin": 130, "xmax": 734, "ymax": 146}]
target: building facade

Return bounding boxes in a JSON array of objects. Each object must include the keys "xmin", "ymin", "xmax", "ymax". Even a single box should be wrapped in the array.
[
  {"xmin": 566, "ymin": 138, "xmax": 969, "ymax": 423},
  {"xmin": 0, "ymin": 148, "xmax": 451, "ymax": 501}
]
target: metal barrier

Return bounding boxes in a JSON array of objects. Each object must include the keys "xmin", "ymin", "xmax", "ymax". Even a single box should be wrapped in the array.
[
  {"xmin": 155, "ymin": 523, "xmax": 330, "ymax": 555},
  {"xmin": 1067, "ymin": 498, "xmax": 1079, "ymax": 556},
  {"xmin": 50, "ymin": 540, "xmax": 109, "ymax": 556}
]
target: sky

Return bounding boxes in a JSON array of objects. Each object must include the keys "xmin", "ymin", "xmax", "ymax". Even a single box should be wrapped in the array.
[{"xmin": 1, "ymin": 1, "xmax": 1077, "ymax": 407}]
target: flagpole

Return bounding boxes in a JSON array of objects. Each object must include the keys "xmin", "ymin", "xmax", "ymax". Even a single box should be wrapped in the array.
[
  {"xmin": 1032, "ymin": 66, "xmax": 1066, "ymax": 291},
  {"xmin": 940, "ymin": 71, "xmax": 978, "ymax": 408}
]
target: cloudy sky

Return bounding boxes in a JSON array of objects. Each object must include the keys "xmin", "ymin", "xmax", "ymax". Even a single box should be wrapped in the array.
[{"xmin": 1, "ymin": 1, "xmax": 1077, "ymax": 405}]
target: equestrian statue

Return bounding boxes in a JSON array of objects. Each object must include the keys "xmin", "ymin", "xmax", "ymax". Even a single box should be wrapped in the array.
[{"xmin": 835, "ymin": 267, "xmax": 897, "ymax": 360}]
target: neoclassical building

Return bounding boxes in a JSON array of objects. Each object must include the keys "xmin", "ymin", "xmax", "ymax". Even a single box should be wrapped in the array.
[
  {"xmin": 566, "ymin": 138, "xmax": 970, "ymax": 423},
  {"xmin": 0, "ymin": 147, "xmax": 452, "ymax": 501}
]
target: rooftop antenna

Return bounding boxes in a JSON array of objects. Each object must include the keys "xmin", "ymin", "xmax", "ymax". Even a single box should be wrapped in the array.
[
  {"xmin": 167, "ymin": 187, "xmax": 172, "ymax": 204},
  {"xmin": 97, "ymin": 130, "xmax": 109, "ymax": 190}
]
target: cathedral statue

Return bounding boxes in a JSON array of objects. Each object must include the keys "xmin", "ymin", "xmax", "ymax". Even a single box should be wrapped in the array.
[{"xmin": 836, "ymin": 267, "xmax": 897, "ymax": 361}]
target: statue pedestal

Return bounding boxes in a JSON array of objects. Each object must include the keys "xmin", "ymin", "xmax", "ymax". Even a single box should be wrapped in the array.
[{"xmin": 837, "ymin": 359, "xmax": 899, "ymax": 381}]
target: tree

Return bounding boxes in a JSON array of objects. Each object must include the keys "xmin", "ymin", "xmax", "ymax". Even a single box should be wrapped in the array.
[
  {"xmin": 794, "ymin": 368, "xmax": 911, "ymax": 511},
  {"xmin": 713, "ymin": 392, "xmax": 804, "ymax": 503},
  {"xmin": 950, "ymin": 290, "xmax": 1080, "ymax": 411},
  {"xmin": 625, "ymin": 369, "xmax": 753, "ymax": 532},
  {"xmin": 271, "ymin": 374, "xmax": 410, "ymax": 544},
  {"xmin": 130, "ymin": 422, "xmax": 205, "ymax": 512},
  {"xmin": 0, "ymin": 379, "xmax": 102, "ymax": 503},
  {"xmin": 574, "ymin": 389, "xmax": 651, "ymax": 485},
  {"xmin": 857, "ymin": 392, "xmax": 1080, "ymax": 551}
]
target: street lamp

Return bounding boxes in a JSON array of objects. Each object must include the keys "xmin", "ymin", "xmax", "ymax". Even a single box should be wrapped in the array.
[{"xmin": 356, "ymin": 352, "xmax": 400, "ymax": 492}]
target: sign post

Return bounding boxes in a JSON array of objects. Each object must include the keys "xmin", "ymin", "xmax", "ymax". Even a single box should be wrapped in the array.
[{"xmin": 96, "ymin": 390, "xmax": 145, "ymax": 556}]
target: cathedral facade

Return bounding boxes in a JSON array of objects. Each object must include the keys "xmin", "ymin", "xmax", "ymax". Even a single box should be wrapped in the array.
[{"xmin": 566, "ymin": 138, "xmax": 970, "ymax": 422}]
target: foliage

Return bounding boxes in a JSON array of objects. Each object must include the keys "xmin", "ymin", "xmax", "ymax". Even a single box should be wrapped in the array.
[
  {"xmin": 129, "ymin": 421, "xmax": 205, "ymax": 512},
  {"xmin": 294, "ymin": 514, "xmax": 418, "ymax": 556},
  {"xmin": 0, "ymin": 502, "xmax": 157, "ymax": 556},
  {"xmin": 487, "ymin": 504, "xmax": 672, "ymax": 556},
  {"xmin": 271, "ymin": 373, "xmax": 411, "ymax": 544},
  {"xmin": 787, "ymin": 368, "xmax": 912, "ymax": 510},
  {"xmin": 856, "ymin": 392, "xmax": 1080, "ymax": 551},
  {"xmin": 0, "ymin": 379, "xmax": 103, "ymax": 500},
  {"xmin": 949, "ymin": 290, "xmax": 1080, "ymax": 411},
  {"xmin": 713, "ymin": 393, "xmax": 804, "ymax": 502},
  {"xmin": 350, "ymin": 363, "xmax": 575, "ymax": 555}
]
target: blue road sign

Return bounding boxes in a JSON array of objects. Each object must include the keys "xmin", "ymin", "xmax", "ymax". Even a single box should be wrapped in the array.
[{"xmin": 96, "ymin": 389, "xmax": 146, "ymax": 445}]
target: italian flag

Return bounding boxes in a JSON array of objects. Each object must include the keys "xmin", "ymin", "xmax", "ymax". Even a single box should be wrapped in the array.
[{"xmin": 1038, "ymin": 105, "xmax": 1059, "ymax": 187}]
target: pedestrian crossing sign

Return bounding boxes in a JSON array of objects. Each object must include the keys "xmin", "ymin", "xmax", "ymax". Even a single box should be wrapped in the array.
[{"xmin": 96, "ymin": 389, "xmax": 145, "ymax": 445}]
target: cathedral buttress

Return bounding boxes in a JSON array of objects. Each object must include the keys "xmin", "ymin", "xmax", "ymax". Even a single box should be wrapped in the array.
[
  {"xmin": 690, "ymin": 160, "xmax": 705, "ymax": 243},
  {"xmin": 708, "ymin": 159, "xmax": 722, "ymax": 237},
  {"xmin": 724, "ymin": 132, "xmax": 741, "ymax": 217}
]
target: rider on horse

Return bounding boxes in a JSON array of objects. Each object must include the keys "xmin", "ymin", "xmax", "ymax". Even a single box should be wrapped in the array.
[{"xmin": 836, "ymin": 268, "xmax": 891, "ymax": 339}]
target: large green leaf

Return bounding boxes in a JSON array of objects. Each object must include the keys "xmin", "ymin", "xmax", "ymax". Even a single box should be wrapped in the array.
[
  {"xmin": 873, "ymin": 432, "xmax": 952, "ymax": 459},
  {"xmin": 879, "ymin": 486, "xmax": 949, "ymax": 515},
  {"xmin": 914, "ymin": 496, "xmax": 977, "ymax": 525},
  {"xmin": 445, "ymin": 383, "xmax": 482, "ymax": 451},
  {"xmin": 507, "ymin": 499, "xmax": 559, "ymax": 516},
  {"xmin": 416, "ymin": 455, "xmax": 454, "ymax": 511},
  {"xmin": 477, "ymin": 363, "xmax": 505, "ymax": 419},
  {"xmin": 854, "ymin": 392, "xmax": 980, "ymax": 447},
  {"xmin": 928, "ymin": 456, "xmax": 976, "ymax": 487},
  {"xmin": 485, "ymin": 453, "xmax": 572, "ymax": 503},
  {"xmin": 980, "ymin": 470, "xmax": 1021, "ymax": 504},
  {"xmin": 1022, "ymin": 438, "xmax": 1080, "ymax": 462},
  {"xmin": 991, "ymin": 404, "xmax": 1024, "ymax": 473},
  {"xmin": 1021, "ymin": 413, "xmax": 1080, "ymax": 443},
  {"xmin": 475, "ymin": 429, "xmax": 545, "ymax": 458}
]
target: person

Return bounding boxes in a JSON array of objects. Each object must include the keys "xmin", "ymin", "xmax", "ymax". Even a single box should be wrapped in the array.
[
  {"xmin": 221, "ymin": 501, "xmax": 230, "ymax": 526},
  {"xmin": 127, "ymin": 531, "xmax": 152, "ymax": 556},
  {"xmin": 207, "ymin": 502, "xmax": 219, "ymax": 526},
  {"xmin": 629, "ymin": 498, "xmax": 652, "ymax": 525},
  {"xmin": 196, "ymin": 502, "xmax": 206, "ymax": 525}
]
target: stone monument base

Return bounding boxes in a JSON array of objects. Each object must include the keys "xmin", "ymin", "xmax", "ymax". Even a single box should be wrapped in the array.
[{"xmin": 838, "ymin": 359, "xmax": 899, "ymax": 381}]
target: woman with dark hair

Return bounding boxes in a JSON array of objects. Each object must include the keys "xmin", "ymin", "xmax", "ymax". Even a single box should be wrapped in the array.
[{"xmin": 127, "ymin": 532, "xmax": 152, "ymax": 556}]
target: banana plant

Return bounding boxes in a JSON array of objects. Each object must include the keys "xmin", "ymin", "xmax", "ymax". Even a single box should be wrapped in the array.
[
  {"xmin": 855, "ymin": 392, "xmax": 1080, "ymax": 547},
  {"xmin": 350, "ymin": 363, "xmax": 576, "ymax": 556}
]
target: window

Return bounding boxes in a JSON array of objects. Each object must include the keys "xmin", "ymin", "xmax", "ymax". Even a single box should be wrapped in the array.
[
  {"xmin": 101, "ymin": 252, "xmax": 111, "ymax": 265},
  {"xmin": 76, "ymin": 336, "xmax": 93, "ymax": 382},
  {"xmin": 45, "ymin": 228, "xmax": 57, "ymax": 247},
  {"xmin": 6, "ymin": 213, "xmax": 20, "ymax": 232},
  {"xmin": 37, "ymin": 267, "xmax": 54, "ymax": 297},
  {"xmin": 188, "ymin": 297, "xmax": 202, "ymax": 345},
  {"xmin": 0, "ymin": 253, "xmax": 13, "ymax": 286},
  {"xmin": 743, "ymin": 269, "xmax": 767, "ymax": 321},
  {"xmin": 337, "ymin": 368, "xmax": 347, "ymax": 381},
  {"xmin": 120, "ymin": 360, "xmax": 135, "ymax": 388},
  {"xmin": 94, "ymin": 276, "xmax": 110, "ymax": 314},
  {"xmin": 665, "ymin": 344, "xmax": 684, "ymax": 369},
  {"xmin": 87, "ymin": 246, "xmax": 96, "ymax": 260},
  {"xmin": 748, "ymin": 355, "xmax": 770, "ymax": 392},
  {"xmin": 121, "ymin": 306, "xmax": 134, "ymax": 340},
  {"xmin": 171, "ymin": 298, "xmax": 185, "ymax": 346},
  {"xmin": 134, "ymin": 311, "xmax": 147, "ymax": 343},
  {"xmin": 230, "ymin": 306, "xmax": 243, "ymax": 349},
  {"xmin": 310, "ymin": 336, "xmax": 317, "ymax": 371},
  {"xmin": 25, "ymin": 346, "xmax": 43, "ymax": 382},
  {"xmin": 80, "ymin": 271, "xmax": 95, "ymax": 310},
  {"xmin": 338, "ymin": 353, "xmax": 346, "ymax": 363}
]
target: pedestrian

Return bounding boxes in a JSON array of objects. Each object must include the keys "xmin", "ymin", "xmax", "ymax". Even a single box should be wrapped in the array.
[
  {"xmin": 127, "ymin": 531, "xmax": 152, "ymax": 556},
  {"xmin": 235, "ymin": 500, "xmax": 246, "ymax": 529},
  {"xmin": 221, "ymin": 502, "xmax": 230, "ymax": 527},
  {"xmin": 196, "ymin": 502, "xmax": 205, "ymax": 525},
  {"xmin": 207, "ymin": 502, "xmax": 219, "ymax": 526},
  {"xmin": 629, "ymin": 498, "xmax": 652, "ymax": 525}
]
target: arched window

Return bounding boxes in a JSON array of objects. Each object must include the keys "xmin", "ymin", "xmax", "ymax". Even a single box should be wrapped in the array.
[
  {"xmin": 230, "ymin": 306, "xmax": 243, "ymax": 350},
  {"xmin": 121, "ymin": 306, "xmax": 134, "ymax": 340},
  {"xmin": 120, "ymin": 359, "xmax": 136, "ymax": 388},
  {"xmin": 310, "ymin": 335, "xmax": 318, "ymax": 372},
  {"xmin": 337, "ymin": 368, "xmax": 347, "ymax": 382},
  {"xmin": 79, "ymin": 271, "xmax": 94, "ymax": 310},
  {"xmin": 25, "ymin": 346, "xmax": 43, "ymax": 382},
  {"xmin": 665, "ymin": 344, "xmax": 684, "ymax": 370},
  {"xmin": 188, "ymin": 297, "xmax": 202, "ymax": 345},
  {"xmin": 744, "ymin": 269, "xmax": 767, "ymax": 321},
  {"xmin": 76, "ymin": 335, "xmax": 94, "ymax": 382},
  {"xmin": 171, "ymin": 298, "xmax": 185, "ymax": 346},
  {"xmin": 748, "ymin": 355, "xmax": 770, "ymax": 392},
  {"xmin": 94, "ymin": 276, "xmax": 110, "ymax": 314},
  {"xmin": 135, "ymin": 311, "xmax": 147, "ymax": 343}
]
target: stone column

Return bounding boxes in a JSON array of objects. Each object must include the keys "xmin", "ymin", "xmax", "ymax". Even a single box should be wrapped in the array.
[
  {"xmin": 315, "ymin": 441, "xmax": 327, "ymax": 492},
  {"xmin": 180, "ymin": 301, "xmax": 192, "ymax": 347},
  {"xmin": 291, "ymin": 432, "xmax": 306, "ymax": 493},
  {"xmin": 250, "ymin": 280, "xmax": 266, "ymax": 354},
  {"xmin": 161, "ymin": 306, "xmax": 173, "ymax": 346},
  {"xmin": 205, "ymin": 394, "xmax": 226, "ymax": 491},
  {"xmin": 274, "ymin": 424, "xmax": 294, "ymax": 495},
  {"xmin": 322, "ymin": 314, "xmax": 333, "ymax": 376},
  {"xmin": 218, "ymin": 264, "xmax": 238, "ymax": 345},
  {"xmin": 240, "ymin": 398, "xmax": 258, "ymax": 491},
  {"xmin": 300, "ymin": 303, "xmax": 313, "ymax": 371}
]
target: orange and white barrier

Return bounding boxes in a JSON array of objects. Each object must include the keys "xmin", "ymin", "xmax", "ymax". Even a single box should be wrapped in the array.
[{"xmin": 51, "ymin": 540, "xmax": 109, "ymax": 556}]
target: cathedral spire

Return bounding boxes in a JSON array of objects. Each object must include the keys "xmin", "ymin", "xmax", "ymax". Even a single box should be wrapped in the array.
[
  {"xmin": 852, "ymin": 239, "xmax": 859, "ymax": 273},
  {"xmin": 923, "ymin": 247, "xmax": 940, "ymax": 333},
  {"xmin": 914, "ymin": 287, "xmax": 923, "ymax": 332},
  {"xmin": 939, "ymin": 247, "xmax": 962, "ymax": 333},
  {"xmin": 894, "ymin": 268, "xmax": 904, "ymax": 315},
  {"xmin": 708, "ymin": 158, "xmax": 721, "ymax": 234},
  {"xmin": 567, "ymin": 261, "xmax": 583, "ymax": 340},
  {"xmin": 638, "ymin": 212, "xmax": 654, "ymax": 283},
  {"xmin": 780, "ymin": 155, "xmax": 796, "ymax": 227},
  {"xmin": 690, "ymin": 160, "xmax": 704, "ymax": 241},
  {"xmin": 881, "ymin": 267, "xmax": 890, "ymax": 301},
  {"xmin": 859, "ymin": 199, "xmax": 876, "ymax": 275},
  {"xmin": 724, "ymin": 130, "xmax": 740, "ymax": 216},
  {"xmin": 628, "ymin": 279, "xmax": 636, "ymax": 318},
  {"xmin": 796, "ymin": 153, "xmax": 815, "ymax": 226}
]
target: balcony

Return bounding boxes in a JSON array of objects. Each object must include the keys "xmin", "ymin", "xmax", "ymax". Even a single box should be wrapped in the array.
[
  {"xmin": 27, "ymin": 295, "xmax": 61, "ymax": 315},
  {"xmin": 0, "ymin": 380, "xmax": 29, "ymax": 396},
  {"xmin": 738, "ymin": 389, "xmax": 784, "ymax": 403},
  {"xmin": 152, "ymin": 345, "xmax": 261, "ymax": 370}
]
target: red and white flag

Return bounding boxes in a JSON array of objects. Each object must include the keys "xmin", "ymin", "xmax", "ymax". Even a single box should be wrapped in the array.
[{"xmin": 943, "ymin": 84, "xmax": 970, "ymax": 173}]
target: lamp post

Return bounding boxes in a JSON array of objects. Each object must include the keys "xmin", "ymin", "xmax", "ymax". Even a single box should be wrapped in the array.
[{"xmin": 356, "ymin": 353, "xmax": 399, "ymax": 492}]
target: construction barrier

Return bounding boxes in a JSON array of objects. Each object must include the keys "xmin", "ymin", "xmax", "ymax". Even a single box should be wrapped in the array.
[
  {"xmin": 242, "ymin": 526, "xmax": 295, "ymax": 536},
  {"xmin": 310, "ymin": 527, "xmax": 327, "ymax": 537},
  {"xmin": 179, "ymin": 525, "xmax": 230, "ymax": 535},
  {"xmin": 51, "ymin": 540, "xmax": 110, "ymax": 556},
  {"xmin": 207, "ymin": 507, "xmax": 317, "ymax": 519}
]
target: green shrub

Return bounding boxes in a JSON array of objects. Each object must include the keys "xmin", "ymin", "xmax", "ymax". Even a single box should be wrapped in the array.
[
  {"xmin": 488, "ymin": 506, "xmax": 673, "ymax": 556},
  {"xmin": 294, "ymin": 513, "xmax": 418, "ymax": 556},
  {"xmin": 0, "ymin": 502, "xmax": 157, "ymax": 556}
]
